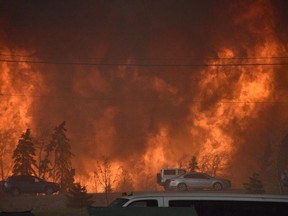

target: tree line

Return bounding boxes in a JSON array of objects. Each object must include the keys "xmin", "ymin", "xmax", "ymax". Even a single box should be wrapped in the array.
[
  {"xmin": 184, "ymin": 132, "xmax": 288, "ymax": 194},
  {"xmin": 179, "ymin": 154, "xmax": 229, "ymax": 177},
  {"xmin": 1, "ymin": 121, "xmax": 134, "ymax": 195},
  {"xmin": 10, "ymin": 121, "xmax": 74, "ymax": 192},
  {"xmin": 2, "ymin": 120, "xmax": 288, "ymax": 195}
]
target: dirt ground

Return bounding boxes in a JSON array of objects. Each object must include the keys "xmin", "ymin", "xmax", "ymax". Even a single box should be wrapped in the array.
[{"xmin": 0, "ymin": 192, "xmax": 122, "ymax": 216}]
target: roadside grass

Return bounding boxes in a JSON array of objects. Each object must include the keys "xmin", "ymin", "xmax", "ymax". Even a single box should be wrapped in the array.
[
  {"xmin": 34, "ymin": 207, "xmax": 89, "ymax": 216},
  {"xmin": 0, "ymin": 192, "xmax": 122, "ymax": 216}
]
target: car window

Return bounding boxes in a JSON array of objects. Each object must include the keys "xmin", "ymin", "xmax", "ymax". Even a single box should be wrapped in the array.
[
  {"xmin": 33, "ymin": 177, "xmax": 41, "ymax": 183},
  {"xmin": 14, "ymin": 176, "xmax": 32, "ymax": 182},
  {"xmin": 9, "ymin": 176, "xmax": 19, "ymax": 181},
  {"xmin": 195, "ymin": 173, "xmax": 209, "ymax": 179},
  {"xmin": 185, "ymin": 173, "xmax": 208, "ymax": 179},
  {"xmin": 178, "ymin": 170, "xmax": 186, "ymax": 175},
  {"xmin": 127, "ymin": 200, "xmax": 158, "ymax": 207},
  {"xmin": 26, "ymin": 176, "xmax": 34, "ymax": 182},
  {"xmin": 202, "ymin": 173, "xmax": 213, "ymax": 179},
  {"xmin": 184, "ymin": 174, "xmax": 194, "ymax": 178}
]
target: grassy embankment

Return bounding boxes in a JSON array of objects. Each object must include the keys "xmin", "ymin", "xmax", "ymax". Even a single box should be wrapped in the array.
[{"xmin": 0, "ymin": 192, "xmax": 122, "ymax": 216}]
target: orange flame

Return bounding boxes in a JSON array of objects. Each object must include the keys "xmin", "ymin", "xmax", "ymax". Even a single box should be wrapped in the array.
[{"xmin": 0, "ymin": 0, "xmax": 287, "ymax": 192}]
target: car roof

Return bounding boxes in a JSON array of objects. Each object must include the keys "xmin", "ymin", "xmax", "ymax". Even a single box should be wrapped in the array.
[
  {"xmin": 7, "ymin": 175, "xmax": 41, "ymax": 180},
  {"xmin": 120, "ymin": 192, "xmax": 288, "ymax": 202},
  {"xmin": 9, "ymin": 175, "xmax": 36, "ymax": 178}
]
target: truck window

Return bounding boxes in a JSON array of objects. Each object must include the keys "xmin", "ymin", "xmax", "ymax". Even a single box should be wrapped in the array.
[
  {"xmin": 164, "ymin": 170, "xmax": 176, "ymax": 175},
  {"xmin": 169, "ymin": 200, "xmax": 194, "ymax": 207},
  {"xmin": 127, "ymin": 200, "xmax": 158, "ymax": 207},
  {"xmin": 170, "ymin": 200, "xmax": 288, "ymax": 215}
]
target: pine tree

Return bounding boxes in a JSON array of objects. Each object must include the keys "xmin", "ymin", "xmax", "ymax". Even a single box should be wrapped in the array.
[
  {"xmin": 38, "ymin": 156, "xmax": 51, "ymax": 179},
  {"xmin": 66, "ymin": 182, "xmax": 94, "ymax": 208},
  {"xmin": 48, "ymin": 121, "xmax": 75, "ymax": 192},
  {"xmin": 243, "ymin": 173, "xmax": 265, "ymax": 194},
  {"xmin": 12, "ymin": 129, "xmax": 37, "ymax": 176},
  {"xmin": 188, "ymin": 155, "xmax": 199, "ymax": 172},
  {"xmin": 34, "ymin": 126, "xmax": 53, "ymax": 179}
]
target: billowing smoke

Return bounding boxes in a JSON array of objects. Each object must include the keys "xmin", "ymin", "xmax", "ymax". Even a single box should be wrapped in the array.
[{"xmin": 1, "ymin": 0, "xmax": 288, "ymax": 190}]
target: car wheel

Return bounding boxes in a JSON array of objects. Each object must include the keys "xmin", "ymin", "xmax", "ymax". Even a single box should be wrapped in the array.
[
  {"xmin": 11, "ymin": 188, "xmax": 20, "ymax": 196},
  {"xmin": 45, "ymin": 187, "xmax": 54, "ymax": 195},
  {"xmin": 213, "ymin": 182, "xmax": 223, "ymax": 191},
  {"xmin": 177, "ymin": 183, "xmax": 187, "ymax": 191}
]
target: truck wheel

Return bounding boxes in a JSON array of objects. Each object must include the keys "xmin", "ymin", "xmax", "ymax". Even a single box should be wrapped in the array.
[
  {"xmin": 213, "ymin": 182, "xmax": 223, "ymax": 191},
  {"xmin": 177, "ymin": 183, "xmax": 187, "ymax": 191}
]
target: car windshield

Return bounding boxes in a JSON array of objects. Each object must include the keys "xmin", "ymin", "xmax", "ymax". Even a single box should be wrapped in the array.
[
  {"xmin": 176, "ymin": 173, "xmax": 187, "ymax": 178},
  {"xmin": 202, "ymin": 173, "xmax": 213, "ymax": 179},
  {"xmin": 1, "ymin": 1, "xmax": 288, "ymax": 215}
]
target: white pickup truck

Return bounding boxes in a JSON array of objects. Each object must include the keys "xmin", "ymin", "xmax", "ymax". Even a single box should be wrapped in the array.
[
  {"xmin": 88, "ymin": 192, "xmax": 288, "ymax": 216},
  {"xmin": 156, "ymin": 168, "xmax": 187, "ymax": 190}
]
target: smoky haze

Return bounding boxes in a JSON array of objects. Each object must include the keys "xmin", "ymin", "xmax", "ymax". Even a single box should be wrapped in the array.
[{"xmin": 1, "ymin": 0, "xmax": 288, "ymax": 189}]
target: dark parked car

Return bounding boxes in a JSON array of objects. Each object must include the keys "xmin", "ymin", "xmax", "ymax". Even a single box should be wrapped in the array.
[
  {"xmin": 0, "ymin": 210, "xmax": 35, "ymax": 216},
  {"xmin": 168, "ymin": 172, "xmax": 231, "ymax": 191},
  {"xmin": 0, "ymin": 180, "xmax": 4, "ymax": 193},
  {"xmin": 3, "ymin": 175, "xmax": 60, "ymax": 196}
]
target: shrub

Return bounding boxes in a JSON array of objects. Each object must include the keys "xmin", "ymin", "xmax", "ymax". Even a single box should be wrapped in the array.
[
  {"xmin": 243, "ymin": 173, "xmax": 265, "ymax": 194},
  {"xmin": 65, "ymin": 182, "xmax": 94, "ymax": 208}
]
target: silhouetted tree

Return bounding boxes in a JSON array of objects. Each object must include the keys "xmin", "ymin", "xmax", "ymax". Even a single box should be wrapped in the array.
[
  {"xmin": 188, "ymin": 156, "xmax": 199, "ymax": 172},
  {"xmin": 200, "ymin": 153, "xmax": 228, "ymax": 176},
  {"xmin": 257, "ymin": 140, "xmax": 279, "ymax": 192},
  {"xmin": 12, "ymin": 129, "xmax": 37, "ymax": 176},
  {"xmin": 116, "ymin": 167, "xmax": 134, "ymax": 192},
  {"xmin": 177, "ymin": 154, "xmax": 188, "ymax": 168},
  {"xmin": 34, "ymin": 126, "xmax": 52, "ymax": 179},
  {"xmin": 243, "ymin": 173, "xmax": 265, "ymax": 194},
  {"xmin": 66, "ymin": 182, "xmax": 94, "ymax": 208},
  {"xmin": 38, "ymin": 156, "xmax": 51, "ymax": 179},
  {"xmin": 276, "ymin": 133, "xmax": 288, "ymax": 193},
  {"xmin": 94, "ymin": 157, "xmax": 114, "ymax": 193},
  {"xmin": 260, "ymin": 142, "xmax": 273, "ymax": 174},
  {"xmin": 48, "ymin": 121, "xmax": 75, "ymax": 191},
  {"xmin": 94, "ymin": 157, "xmax": 117, "ymax": 204}
]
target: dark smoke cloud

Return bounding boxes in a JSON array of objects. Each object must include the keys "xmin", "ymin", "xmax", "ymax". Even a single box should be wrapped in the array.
[{"xmin": 1, "ymin": 0, "xmax": 288, "ymax": 187}]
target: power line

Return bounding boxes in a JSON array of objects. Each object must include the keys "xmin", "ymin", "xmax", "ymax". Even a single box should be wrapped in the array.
[
  {"xmin": 1, "ymin": 53, "xmax": 288, "ymax": 61},
  {"xmin": 0, "ymin": 92, "xmax": 288, "ymax": 104},
  {"xmin": 1, "ymin": 58, "xmax": 288, "ymax": 67}
]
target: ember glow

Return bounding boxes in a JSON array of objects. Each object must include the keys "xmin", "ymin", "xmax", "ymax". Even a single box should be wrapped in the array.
[{"xmin": 1, "ymin": 0, "xmax": 288, "ymax": 192}]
